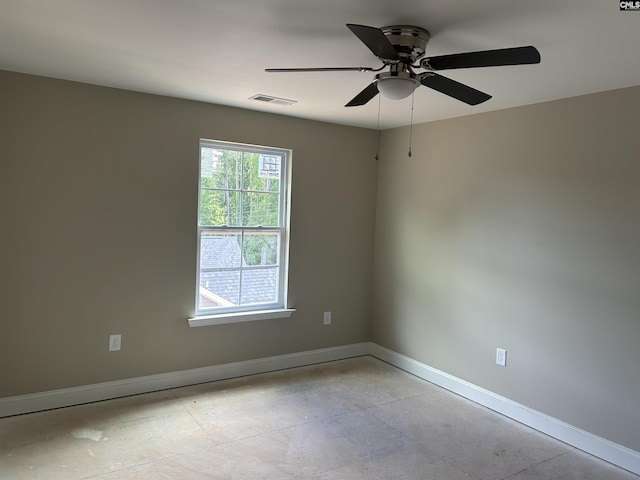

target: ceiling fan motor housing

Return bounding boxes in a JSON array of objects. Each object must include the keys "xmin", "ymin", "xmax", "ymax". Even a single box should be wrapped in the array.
[{"xmin": 381, "ymin": 25, "xmax": 431, "ymax": 62}]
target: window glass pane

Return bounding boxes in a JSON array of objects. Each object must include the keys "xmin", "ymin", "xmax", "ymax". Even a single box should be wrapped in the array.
[
  {"xmin": 242, "ymin": 232, "xmax": 279, "ymax": 267},
  {"xmin": 263, "ymin": 175, "xmax": 280, "ymax": 193},
  {"xmin": 243, "ymin": 153, "xmax": 282, "ymax": 193},
  {"xmin": 198, "ymin": 231, "xmax": 242, "ymax": 309},
  {"xmin": 241, "ymin": 192, "xmax": 280, "ymax": 227},
  {"xmin": 199, "ymin": 270, "xmax": 240, "ymax": 308},
  {"xmin": 200, "ymin": 231, "xmax": 242, "ymax": 269},
  {"xmin": 201, "ymin": 148, "xmax": 242, "ymax": 190},
  {"xmin": 259, "ymin": 154, "xmax": 282, "ymax": 192},
  {"xmin": 199, "ymin": 189, "xmax": 241, "ymax": 227},
  {"xmin": 240, "ymin": 266, "xmax": 279, "ymax": 305}
]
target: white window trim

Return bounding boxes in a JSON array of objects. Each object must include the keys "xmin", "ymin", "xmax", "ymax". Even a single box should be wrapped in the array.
[
  {"xmin": 188, "ymin": 308, "xmax": 296, "ymax": 327},
  {"xmin": 189, "ymin": 139, "xmax": 293, "ymax": 326}
]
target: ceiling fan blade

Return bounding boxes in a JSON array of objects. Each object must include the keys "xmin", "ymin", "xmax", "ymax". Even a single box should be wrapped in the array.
[
  {"xmin": 345, "ymin": 82, "xmax": 379, "ymax": 107},
  {"xmin": 266, "ymin": 67, "xmax": 375, "ymax": 73},
  {"xmin": 423, "ymin": 46, "xmax": 540, "ymax": 70},
  {"xmin": 420, "ymin": 73, "xmax": 491, "ymax": 105},
  {"xmin": 346, "ymin": 24, "xmax": 400, "ymax": 61}
]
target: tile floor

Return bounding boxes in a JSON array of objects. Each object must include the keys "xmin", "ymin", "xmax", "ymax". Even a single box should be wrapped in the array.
[{"xmin": 0, "ymin": 356, "xmax": 637, "ymax": 479}]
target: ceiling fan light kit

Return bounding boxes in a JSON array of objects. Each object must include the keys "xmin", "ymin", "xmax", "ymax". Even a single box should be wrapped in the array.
[
  {"xmin": 266, "ymin": 23, "xmax": 540, "ymax": 108},
  {"xmin": 376, "ymin": 72, "xmax": 420, "ymax": 100}
]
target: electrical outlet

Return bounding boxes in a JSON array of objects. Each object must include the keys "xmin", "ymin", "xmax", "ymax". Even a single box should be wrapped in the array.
[
  {"xmin": 109, "ymin": 334, "xmax": 122, "ymax": 352},
  {"xmin": 496, "ymin": 348, "xmax": 507, "ymax": 367},
  {"xmin": 323, "ymin": 311, "xmax": 332, "ymax": 325}
]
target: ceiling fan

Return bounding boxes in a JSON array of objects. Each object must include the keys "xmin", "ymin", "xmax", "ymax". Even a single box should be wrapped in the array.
[{"xmin": 266, "ymin": 24, "xmax": 540, "ymax": 107}]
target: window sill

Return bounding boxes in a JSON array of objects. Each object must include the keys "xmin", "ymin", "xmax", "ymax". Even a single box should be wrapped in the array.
[{"xmin": 187, "ymin": 308, "xmax": 295, "ymax": 327}]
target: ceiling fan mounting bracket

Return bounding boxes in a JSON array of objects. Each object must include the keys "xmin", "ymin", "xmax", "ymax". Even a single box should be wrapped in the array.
[{"xmin": 380, "ymin": 25, "xmax": 431, "ymax": 63}]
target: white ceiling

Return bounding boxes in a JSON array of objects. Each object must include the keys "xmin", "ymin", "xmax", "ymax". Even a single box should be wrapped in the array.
[{"xmin": 2, "ymin": 0, "xmax": 640, "ymax": 130}]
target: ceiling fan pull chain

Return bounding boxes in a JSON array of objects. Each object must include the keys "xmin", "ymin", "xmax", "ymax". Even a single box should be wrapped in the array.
[
  {"xmin": 375, "ymin": 95, "xmax": 381, "ymax": 161},
  {"xmin": 408, "ymin": 91, "xmax": 415, "ymax": 158}
]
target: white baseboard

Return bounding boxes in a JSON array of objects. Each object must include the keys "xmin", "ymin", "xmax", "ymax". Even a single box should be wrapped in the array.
[
  {"xmin": 2, "ymin": 341, "xmax": 638, "ymax": 475},
  {"xmin": 368, "ymin": 343, "xmax": 640, "ymax": 476},
  {"xmin": 0, "ymin": 343, "xmax": 369, "ymax": 418}
]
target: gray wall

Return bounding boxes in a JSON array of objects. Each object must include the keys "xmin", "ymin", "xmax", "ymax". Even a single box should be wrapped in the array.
[
  {"xmin": 0, "ymin": 70, "xmax": 378, "ymax": 397},
  {"xmin": 3, "ymin": 68, "xmax": 639, "ymax": 455},
  {"xmin": 372, "ymin": 85, "xmax": 640, "ymax": 452}
]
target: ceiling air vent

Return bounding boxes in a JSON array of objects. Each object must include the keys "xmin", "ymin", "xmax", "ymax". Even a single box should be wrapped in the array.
[{"xmin": 249, "ymin": 94, "xmax": 297, "ymax": 106}]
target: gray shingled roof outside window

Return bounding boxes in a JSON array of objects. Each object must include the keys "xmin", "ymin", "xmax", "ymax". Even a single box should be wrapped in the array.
[{"xmin": 200, "ymin": 236, "xmax": 277, "ymax": 306}]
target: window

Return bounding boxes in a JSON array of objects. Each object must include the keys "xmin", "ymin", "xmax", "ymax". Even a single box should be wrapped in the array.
[{"xmin": 193, "ymin": 140, "xmax": 292, "ymax": 323}]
